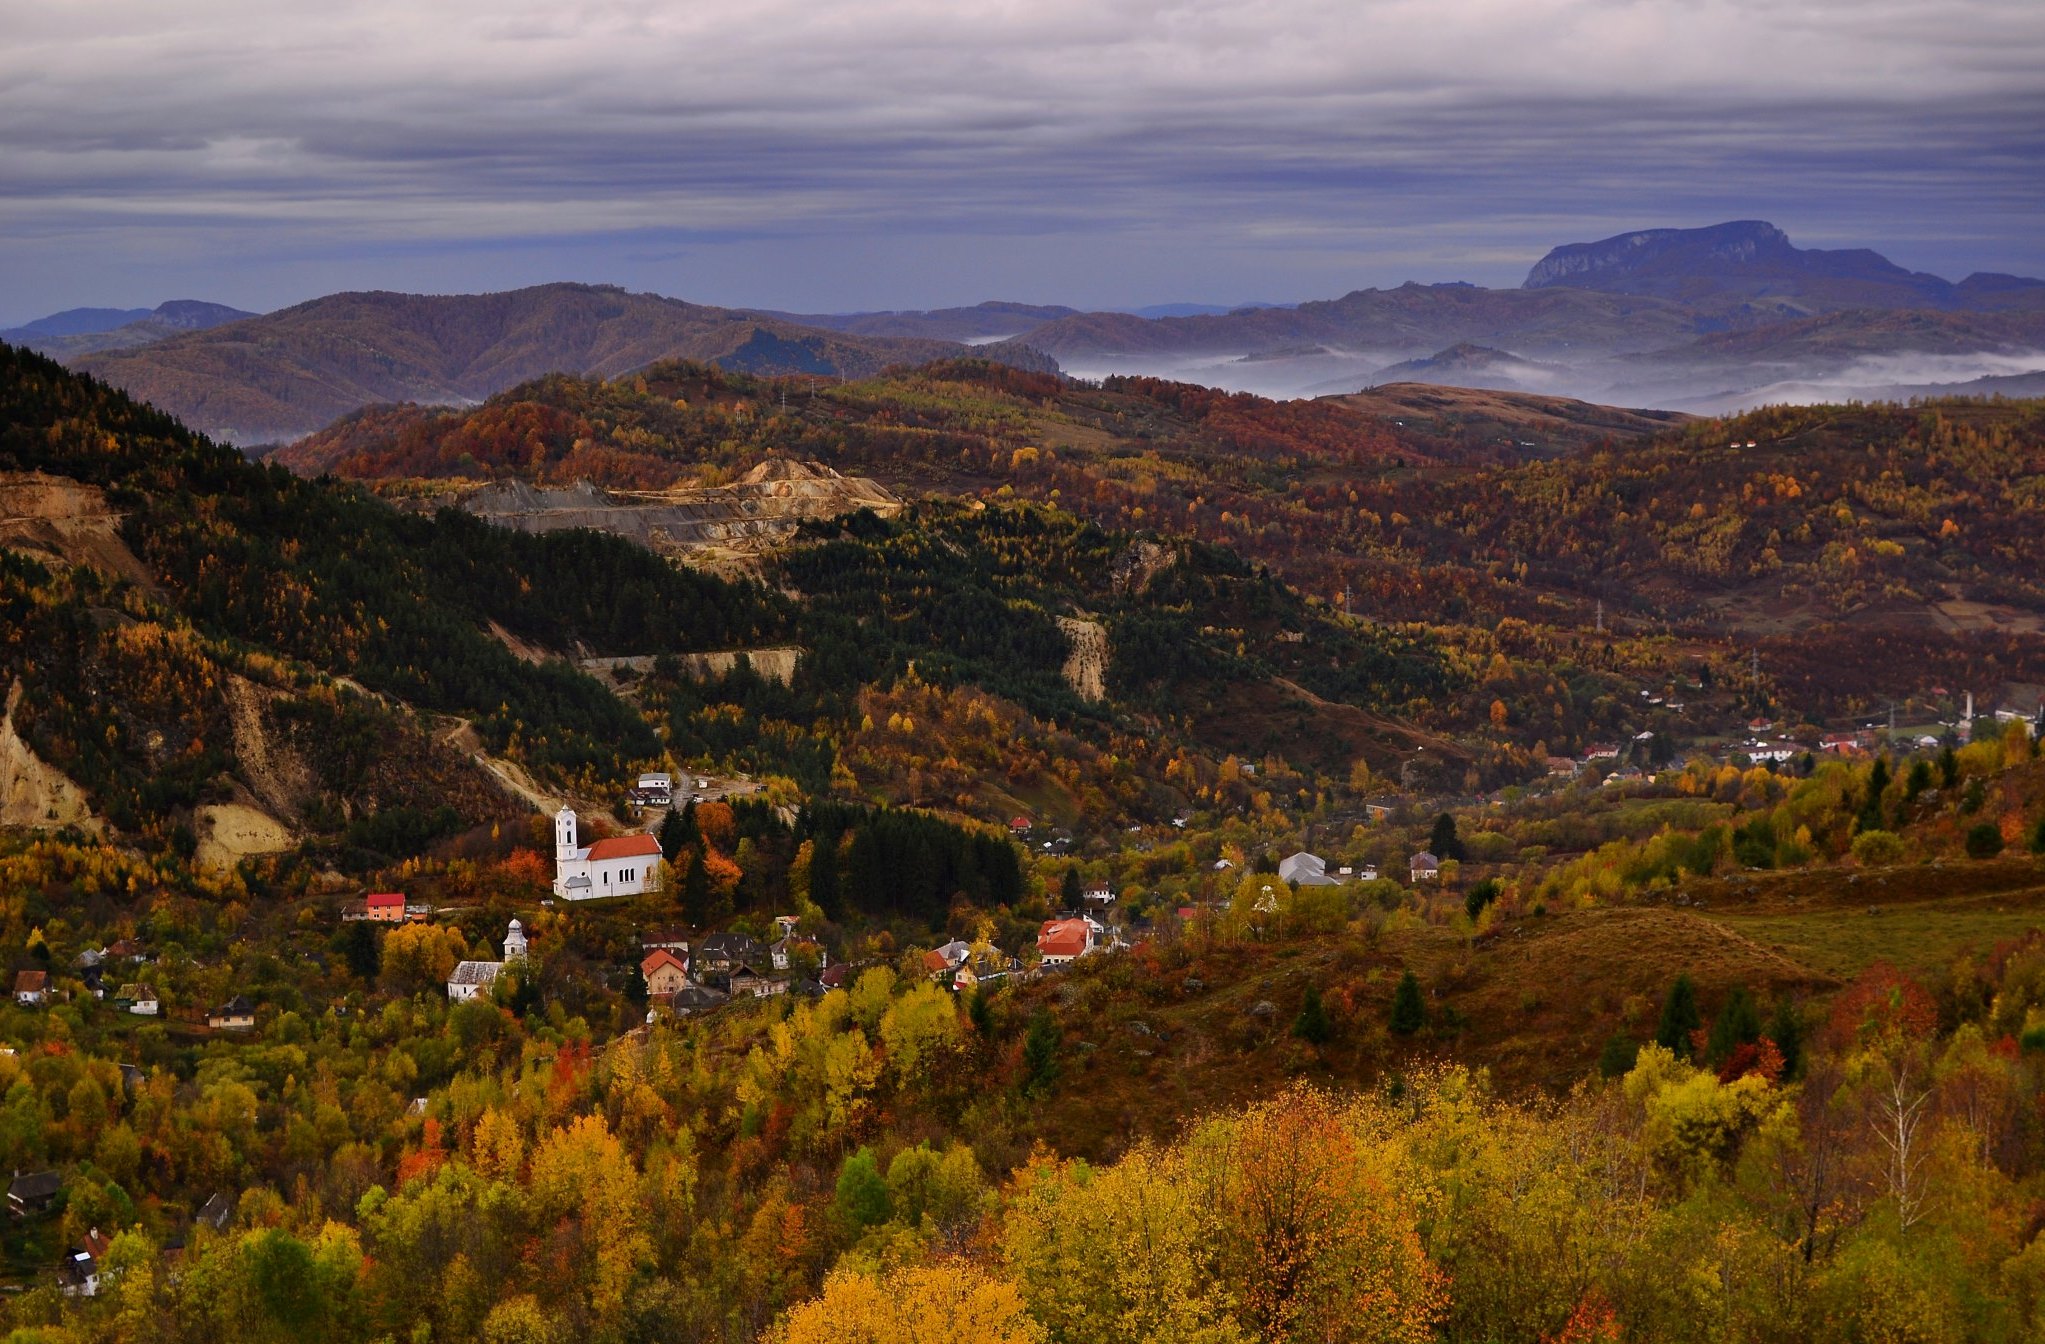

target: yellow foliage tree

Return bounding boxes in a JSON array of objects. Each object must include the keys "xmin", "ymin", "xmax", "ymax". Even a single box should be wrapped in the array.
[{"xmin": 769, "ymin": 1261, "xmax": 1043, "ymax": 1344}]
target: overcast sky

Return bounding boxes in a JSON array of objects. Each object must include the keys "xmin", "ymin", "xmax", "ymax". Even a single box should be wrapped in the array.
[{"xmin": 3, "ymin": 0, "xmax": 2042, "ymax": 321}]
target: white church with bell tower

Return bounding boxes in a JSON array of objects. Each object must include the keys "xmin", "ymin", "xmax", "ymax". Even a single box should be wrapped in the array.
[{"xmin": 553, "ymin": 807, "xmax": 662, "ymax": 900}]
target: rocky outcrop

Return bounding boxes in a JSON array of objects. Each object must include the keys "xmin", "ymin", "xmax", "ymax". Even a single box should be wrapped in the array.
[
  {"xmin": 1057, "ymin": 617, "xmax": 1107, "ymax": 702},
  {"xmin": 458, "ymin": 459, "xmax": 901, "ymax": 564},
  {"xmin": 0, "ymin": 681, "xmax": 99, "ymax": 832},
  {"xmin": 0, "ymin": 472, "xmax": 158, "ymax": 591}
]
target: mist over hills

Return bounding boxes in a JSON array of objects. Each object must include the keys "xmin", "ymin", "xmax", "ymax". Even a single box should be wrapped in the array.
[{"xmin": 34, "ymin": 221, "xmax": 2045, "ymax": 441}]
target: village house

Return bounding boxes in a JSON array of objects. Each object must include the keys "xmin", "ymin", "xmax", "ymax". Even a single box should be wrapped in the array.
[
  {"xmin": 114, "ymin": 983, "xmax": 159, "ymax": 1016},
  {"xmin": 641, "ymin": 948, "xmax": 690, "ymax": 997},
  {"xmin": 447, "ymin": 961, "xmax": 503, "ymax": 1002},
  {"xmin": 1409, "ymin": 851, "xmax": 1441, "ymax": 883},
  {"xmin": 1583, "ymin": 743, "xmax": 1620, "ymax": 763},
  {"xmin": 195, "ymin": 1192, "xmax": 234, "ymax": 1233},
  {"xmin": 923, "ymin": 940, "xmax": 972, "ymax": 983},
  {"xmin": 1365, "ymin": 801, "xmax": 1396, "ymax": 823},
  {"xmin": 553, "ymin": 808, "xmax": 661, "ymax": 900},
  {"xmin": 1278, "ymin": 852, "xmax": 1341, "ymax": 887},
  {"xmin": 639, "ymin": 925, "xmax": 689, "ymax": 956},
  {"xmin": 697, "ymin": 932, "xmax": 768, "ymax": 976},
  {"xmin": 8, "ymin": 1171, "xmax": 61, "ymax": 1217},
  {"xmin": 107, "ymin": 937, "xmax": 147, "ymax": 963},
  {"xmin": 1036, "ymin": 918, "xmax": 1094, "ymax": 967},
  {"xmin": 208, "ymin": 996, "xmax": 256, "ymax": 1031},
  {"xmin": 366, "ymin": 892, "xmax": 405, "ymax": 923},
  {"xmin": 1082, "ymin": 881, "xmax": 1116, "ymax": 906},
  {"xmin": 730, "ymin": 965, "xmax": 785, "ymax": 999},
  {"xmin": 13, "ymin": 970, "xmax": 48, "ymax": 1007},
  {"xmin": 667, "ymin": 985, "xmax": 729, "ymax": 1016},
  {"xmin": 1546, "ymin": 756, "xmax": 1579, "ymax": 777},
  {"xmin": 76, "ymin": 949, "xmax": 104, "ymax": 997},
  {"xmin": 59, "ymin": 1228, "xmax": 112, "ymax": 1297}
]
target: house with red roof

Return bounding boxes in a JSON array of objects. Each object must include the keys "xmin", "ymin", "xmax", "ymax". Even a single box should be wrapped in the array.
[
  {"xmin": 1036, "ymin": 918, "xmax": 1094, "ymax": 967},
  {"xmin": 366, "ymin": 892, "xmax": 405, "ymax": 923},
  {"xmin": 553, "ymin": 808, "xmax": 661, "ymax": 900},
  {"xmin": 641, "ymin": 948, "xmax": 690, "ymax": 996}
]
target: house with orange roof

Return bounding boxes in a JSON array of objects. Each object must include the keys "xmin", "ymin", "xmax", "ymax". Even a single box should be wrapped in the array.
[{"xmin": 1036, "ymin": 918, "xmax": 1094, "ymax": 967}]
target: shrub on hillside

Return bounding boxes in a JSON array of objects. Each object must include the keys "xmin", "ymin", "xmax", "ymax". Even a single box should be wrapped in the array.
[
  {"xmin": 1850, "ymin": 830, "xmax": 1905, "ymax": 865},
  {"xmin": 1965, "ymin": 823, "xmax": 2004, "ymax": 859}
]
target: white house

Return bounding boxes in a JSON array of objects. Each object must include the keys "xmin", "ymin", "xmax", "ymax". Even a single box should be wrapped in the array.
[
  {"xmin": 554, "ymin": 808, "xmax": 661, "ymax": 900},
  {"xmin": 448, "ymin": 961, "xmax": 503, "ymax": 1002}
]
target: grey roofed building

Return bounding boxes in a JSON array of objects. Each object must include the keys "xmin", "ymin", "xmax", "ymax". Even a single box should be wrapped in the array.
[
  {"xmin": 9, "ymin": 1170, "xmax": 62, "ymax": 1214},
  {"xmin": 668, "ymin": 985, "xmax": 729, "ymax": 1015},
  {"xmin": 697, "ymin": 931, "xmax": 767, "ymax": 970},
  {"xmin": 1278, "ymin": 851, "xmax": 1341, "ymax": 886}
]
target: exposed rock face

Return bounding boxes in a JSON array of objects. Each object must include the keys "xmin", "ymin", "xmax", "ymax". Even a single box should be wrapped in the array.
[
  {"xmin": 456, "ymin": 458, "xmax": 902, "ymax": 564},
  {"xmin": 0, "ymin": 472, "xmax": 158, "ymax": 591},
  {"xmin": 1056, "ymin": 616, "xmax": 1107, "ymax": 702},
  {"xmin": 1110, "ymin": 540, "xmax": 1173, "ymax": 597},
  {"xmin": 0, "ymin": 681, "xmax": 99, "ymax": 832}
]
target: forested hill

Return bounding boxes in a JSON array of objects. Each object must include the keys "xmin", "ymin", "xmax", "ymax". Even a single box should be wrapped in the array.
[
  {"xmin": 0, "ymin": 342, "xmax": 791, "ymax": 860},
  {"xmin": 70, "ymin": 283, "xmax": 1060, "ymax": 444},
  {"xmin": 280, "ymin": 358, "xmax": 2045, "ymax": 719}
]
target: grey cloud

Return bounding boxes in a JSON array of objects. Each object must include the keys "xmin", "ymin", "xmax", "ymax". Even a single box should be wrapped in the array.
[{"xmin": 0, "ymin": 0, "xmax": 2040, "ymax": 318}]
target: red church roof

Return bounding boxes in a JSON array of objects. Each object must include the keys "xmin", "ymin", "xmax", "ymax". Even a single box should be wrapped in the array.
[{"xmin": 586, "ymin": 834, "xmax": 661, "ymax": 861}]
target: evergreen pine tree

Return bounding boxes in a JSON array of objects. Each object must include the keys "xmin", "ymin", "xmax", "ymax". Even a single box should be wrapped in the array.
[
  {"xmin": 1767, "ymin": 996, "xmax": 1803, "ymax": 1079},
  {"xmin": 1061, "ymin": 866, "xmax": 1084, "ymax": 908},
  {"xmin": 339, "ymin": 921, "xmax": 380, "ymax": 980},
  {"xmin": 1657, "ymin": 974, "xmax": 1701, "ymax": 1059},
  {"xmin": 1429, "ymin": 813, "xmax": 1464, "ymax": 861},
  {"xmin": 968, "ymin": 984, "xmax": 994, "ymax": 1037},
  {"xmin": 1598, "ymin": 1033, "xmax": 1639, "ymax": 1078},
  {"xmin": 682, "ymin": 849, "xmax": 710, "ymax": 924},
  {"xmin": 1293, "ymin": 985, "xmax": 1333, "ymax": 1044},
  {"xmin": 809, "ymin": 831, "xmax": 842, "ymax": 920},
  {"xmin": 1390, "ymin": 970, "xmax": 1426, "ymax": 1035},
  {"xmin": 657, "ymin": 809, "xmax": 690, "ymax": 862},
  {"xmin": 1020, "ymin": 1010, "xmax": 1061, "ymax": 1096},
  {"xmin": 1857, "ymin": 758, "xmax": 1891, "ymax": 833},
  {"xmin": 1704, "ymin": 986, "xmax": 1762, "ymax": 1068}
]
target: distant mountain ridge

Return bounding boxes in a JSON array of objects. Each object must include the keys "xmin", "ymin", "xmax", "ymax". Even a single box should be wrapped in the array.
[
  {"xmin": 1523, "ymin": 219, "xmax": 2044, "ymax": 314},
  {"xmin": 70, "ymin": 283, "xmax": 1057, "ymax": 443},
  {"xmin": 4, "ymin": 299, "xmax": 254, "ymax": 359}
]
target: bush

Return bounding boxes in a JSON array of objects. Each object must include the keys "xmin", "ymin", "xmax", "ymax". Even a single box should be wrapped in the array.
[
  {"xmin": 1965, "ymin": 823, "xmax": 2004, "ymax": 859},
  {"xmin": 1850, "ymin": 830, "xmax": 1906, "ymax": 865}
]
